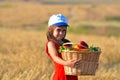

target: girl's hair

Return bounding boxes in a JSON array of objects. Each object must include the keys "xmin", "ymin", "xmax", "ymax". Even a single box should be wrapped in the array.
[{"xmin": 46, "ymin": 26, "xmax": 70, "ymax": 45}]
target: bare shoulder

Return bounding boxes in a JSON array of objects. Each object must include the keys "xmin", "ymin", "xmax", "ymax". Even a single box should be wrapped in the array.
[
  {"xmin": 47, "ymin": 41, "xmax": 55, "ymax": 47},
  {"xmin": 47, "ymin": 41, "xmax": 58, "ymax": 55},
  {"xmin": 47, "ymin": 41, "xmax": 57, "ymax": 51}
]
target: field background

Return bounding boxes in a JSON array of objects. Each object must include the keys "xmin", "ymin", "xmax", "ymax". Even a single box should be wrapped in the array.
[{"xmin": 0, "ymin": 1, "xmax": 120, "ymax": 80}]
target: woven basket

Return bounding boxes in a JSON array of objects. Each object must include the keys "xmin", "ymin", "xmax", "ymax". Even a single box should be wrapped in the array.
[{"xmin": 61, "ymin": 50, "xmax": 101, "ymax": 75}]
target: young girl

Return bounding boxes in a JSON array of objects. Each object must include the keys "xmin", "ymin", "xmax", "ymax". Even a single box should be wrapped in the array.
[{"xmin": 46, "ymin": 14, "xmax": 79, "ymax": 80}]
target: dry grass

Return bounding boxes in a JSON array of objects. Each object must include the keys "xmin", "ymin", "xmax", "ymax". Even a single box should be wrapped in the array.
[
  {"xmin": 0, "ymin": 2, "xmax": 120, "ymax": 80},
  {"xmin": 0, "ymin": 28, "xmax": 120, "ymax": 80},
  {"xmin": 0, "ymin": 2, "xmax": 120, "ymax": 28},
  {"xmin": 0, "ymin": 28, "xmax": 54, "ymax": 80}
]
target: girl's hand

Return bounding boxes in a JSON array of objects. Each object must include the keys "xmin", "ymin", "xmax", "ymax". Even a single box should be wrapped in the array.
[
  {"xmin": 65, "ymin": 59, "xmax": 80, "ymax": 67},
  {"xmin": 66, "ymin": 59, "xmax": 83, "ymax": 68},
  {"xmin": 74, "ymin": 60, "xmax": 84, "ymax": 68}
]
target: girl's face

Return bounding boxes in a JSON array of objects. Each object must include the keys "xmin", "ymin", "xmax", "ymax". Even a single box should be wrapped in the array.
[{"xmin": 53, "ymin": 26, "xmax": 67, "ymax": 41}]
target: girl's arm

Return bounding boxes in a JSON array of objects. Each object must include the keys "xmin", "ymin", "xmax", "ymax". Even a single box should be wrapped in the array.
[{"xmin": 48, "ymin": 41, "xmax": 77, "ymax": 67}]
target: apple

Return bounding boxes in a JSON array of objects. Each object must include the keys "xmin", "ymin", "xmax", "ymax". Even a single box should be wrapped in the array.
[{"xmin": 78, "ymin": 41, "xmax": 89, "ymax": 49}]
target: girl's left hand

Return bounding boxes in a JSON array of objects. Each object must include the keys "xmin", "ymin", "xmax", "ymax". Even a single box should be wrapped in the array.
[{"xmin": 74, "ymin": 60, "xmax": 84, "ymax": 68}]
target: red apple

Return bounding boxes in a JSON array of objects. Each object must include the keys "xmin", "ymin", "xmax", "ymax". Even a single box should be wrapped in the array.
[{"xmin": 79, "ymin": 41, "xmax": 89, "ymax": 49}]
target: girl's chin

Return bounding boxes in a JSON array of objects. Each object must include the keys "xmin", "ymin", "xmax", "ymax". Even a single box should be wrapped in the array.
[
  {"xmin": 56, "ymin": 36, "xmax": 64, "ymax": 41},
  {"xmin": 57, "ymin": 39, "xmax": 61, "ymax": 41}
]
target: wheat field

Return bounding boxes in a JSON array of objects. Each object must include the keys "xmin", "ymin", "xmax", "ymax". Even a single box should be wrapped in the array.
[
  {"xmin": 0, "ymin": 28, "xmax": 120, "ymax": 80},
  {"xmin": 0, "ymin": 2, "xmax": 120, "ymax": 28},
  {"xmin": 0, "ymin": 2, "xmax": 120, "ymax": 80}
]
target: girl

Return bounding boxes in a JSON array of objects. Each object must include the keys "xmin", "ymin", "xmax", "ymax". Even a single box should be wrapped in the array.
[{"xmin": 46, "ymin": 14, "xmax": 79, "ymax": 80}]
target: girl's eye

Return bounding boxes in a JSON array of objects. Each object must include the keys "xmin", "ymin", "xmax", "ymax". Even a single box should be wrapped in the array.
[
  {"xmin": 58, "ymin": 29, "xmax": 66, "ymax": 33},
  {"xmin": 57, "ymin": 29, "xmax": 61, "ymax": 32},
  {"xmin": 62, "ymin": 30, "xmax": 66, "ymax": 33},
  {"xmin": 56, "ymin": 28, "xmax": 66, "ymax": 33}
]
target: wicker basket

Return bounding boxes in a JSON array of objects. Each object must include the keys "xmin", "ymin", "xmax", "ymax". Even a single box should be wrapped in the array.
[{"xmin": 61, "ymin": 50, "xmax": 101, "ymax": 75}]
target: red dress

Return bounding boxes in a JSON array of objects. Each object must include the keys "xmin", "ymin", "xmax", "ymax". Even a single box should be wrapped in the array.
[{"xmin": 46, "ymin": 41, "xmax": 78, "ymax": 80}]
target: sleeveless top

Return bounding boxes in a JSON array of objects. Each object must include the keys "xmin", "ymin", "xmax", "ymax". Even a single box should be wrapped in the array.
[{"xmin": 46, "ymin": 40, "xmax": 78, "ymax": 80}]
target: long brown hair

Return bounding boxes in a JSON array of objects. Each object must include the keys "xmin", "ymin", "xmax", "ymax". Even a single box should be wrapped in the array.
[{"xmin": 46, "ymin": 26, "xmax": 70, "ymax": 45}]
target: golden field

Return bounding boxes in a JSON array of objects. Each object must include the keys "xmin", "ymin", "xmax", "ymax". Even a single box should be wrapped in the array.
[
  {"xmin": 0, "ymin": 2, "xmax": 120, "ymax": 28},
  {"xmin": 0, "ymin": 2, "xmax": 120, "ymax": 80},
  {"xmin": 0, "ymin": 27, "xmax": 120, "ymax": 80}
]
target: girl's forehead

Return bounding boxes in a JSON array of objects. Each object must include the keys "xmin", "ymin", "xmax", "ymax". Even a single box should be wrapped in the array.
[{"xmin": 55, "ymin": 27, "xmax": 67, "ymax": 29}]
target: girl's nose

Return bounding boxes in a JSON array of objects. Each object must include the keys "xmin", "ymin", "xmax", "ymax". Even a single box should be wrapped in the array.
[
  {"xmin": 59, "ymin": 31, "xmax": 63, "ymax": 34},
  {"xmin": 59, "ymin": 31, "xmax": 64, "ymax": 35}
]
